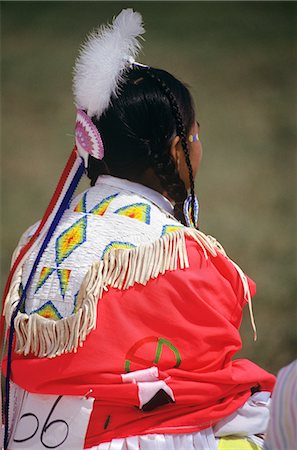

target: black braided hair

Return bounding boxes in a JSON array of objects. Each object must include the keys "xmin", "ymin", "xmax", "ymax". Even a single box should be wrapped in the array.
[
  {"xmin": 144, "ymin": 67, "xmax": 196, "ymax": 225},
  {"xmin": 88, "ymin": 65, "xmax": 197, "ymax": 226}
]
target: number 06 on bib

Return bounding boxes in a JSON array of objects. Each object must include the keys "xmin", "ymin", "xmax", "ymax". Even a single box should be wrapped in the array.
[{"xmin": 8, "ymin": 383, "xmax": 94, "ymax": 449}]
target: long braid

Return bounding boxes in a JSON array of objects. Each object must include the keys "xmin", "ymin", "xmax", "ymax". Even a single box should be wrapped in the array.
[
  {"xmin": 151, "ymin": 146, "xmax": 187, "ymax": 224},
  {"xmin": 144, "ymin": 68, "xmax": 196, "ymax": 226}
]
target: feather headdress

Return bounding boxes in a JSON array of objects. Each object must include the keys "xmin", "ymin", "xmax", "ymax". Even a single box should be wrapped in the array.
[{"xmin": 73, "ymin": 9, "xmax": 145, "ymax": 119}]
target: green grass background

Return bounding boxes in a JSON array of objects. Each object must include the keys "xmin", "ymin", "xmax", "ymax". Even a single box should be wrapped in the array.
[{"xmin": 1, "ymin": 1, "xmax": 296, "ymax": 374}]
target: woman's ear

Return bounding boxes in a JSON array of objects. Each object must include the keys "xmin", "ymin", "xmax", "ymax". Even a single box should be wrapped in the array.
[{"xmin": 170, "ymin": 136, "xmax": 181, "ymax": 169}]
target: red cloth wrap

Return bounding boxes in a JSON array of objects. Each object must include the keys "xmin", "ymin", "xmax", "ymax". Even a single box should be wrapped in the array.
[{"xmin": 4, "ymin": 237, "xmax": 276, "ymax": 447}]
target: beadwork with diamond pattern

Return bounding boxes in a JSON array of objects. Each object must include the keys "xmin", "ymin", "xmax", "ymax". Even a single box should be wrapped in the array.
[{"xmin": 20, "ymin": 182, "xmax": 183, "ymax": 320}]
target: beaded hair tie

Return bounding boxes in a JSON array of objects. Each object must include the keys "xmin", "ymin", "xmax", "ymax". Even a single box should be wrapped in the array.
[
  {"xmin": 183, "ymin": 194, "xmax": 199, "ymax": 228},
  {"xmin": 188, "ymin": 133, "xmax": 199, "ymax": 143}
]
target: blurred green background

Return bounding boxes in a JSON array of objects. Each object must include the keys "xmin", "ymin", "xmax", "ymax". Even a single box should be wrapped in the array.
[{"xmin": 1, "ymin": 1, "xmax": 296, "ymax": 374}]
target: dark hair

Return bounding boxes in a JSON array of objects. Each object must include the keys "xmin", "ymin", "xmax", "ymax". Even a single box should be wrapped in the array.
[{"xmin": 88, "ymin": 65, "xmax": 196, "ymax": 224}]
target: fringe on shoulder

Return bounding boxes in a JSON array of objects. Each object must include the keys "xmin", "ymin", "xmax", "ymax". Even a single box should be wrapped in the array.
[{"xmin": 3, "ymin": 229, "xmax": 256, "ymax": 359}]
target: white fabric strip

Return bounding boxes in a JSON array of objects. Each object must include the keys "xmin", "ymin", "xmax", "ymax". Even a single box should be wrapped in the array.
[
  {"xmin": 87, "ymin": 429, "xmax": 219, "ymax": 450},
  {"xmin": 121, "ymin": 367, "xmax": 159, "ymax": 384}
]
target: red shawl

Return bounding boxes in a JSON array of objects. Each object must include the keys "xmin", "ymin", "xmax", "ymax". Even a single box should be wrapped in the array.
[{"xmin": 4, "ymin": 237, "xmax": 275, "ymax": 447}]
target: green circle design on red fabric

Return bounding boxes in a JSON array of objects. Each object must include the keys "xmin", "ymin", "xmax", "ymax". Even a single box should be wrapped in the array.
[{"xmin": 124, "ymin": 336, "xmax": 181, "ymax": 373}]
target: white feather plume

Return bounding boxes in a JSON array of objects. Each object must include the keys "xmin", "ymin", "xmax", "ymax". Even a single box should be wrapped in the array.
[{"xmin": 73, "ymin": 9, "xmax": 145, "ymax": 118}]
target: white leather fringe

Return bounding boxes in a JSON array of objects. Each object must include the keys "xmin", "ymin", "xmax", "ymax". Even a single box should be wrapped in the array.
[{"xmin": 3, "ymin": 229, "xmax": 256, "ymax": 358}]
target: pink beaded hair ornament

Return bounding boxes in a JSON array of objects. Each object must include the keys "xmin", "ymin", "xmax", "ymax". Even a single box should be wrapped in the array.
[{"xmin": 75, "ymin": 109, "xmax": 105, "ymax": 165}]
